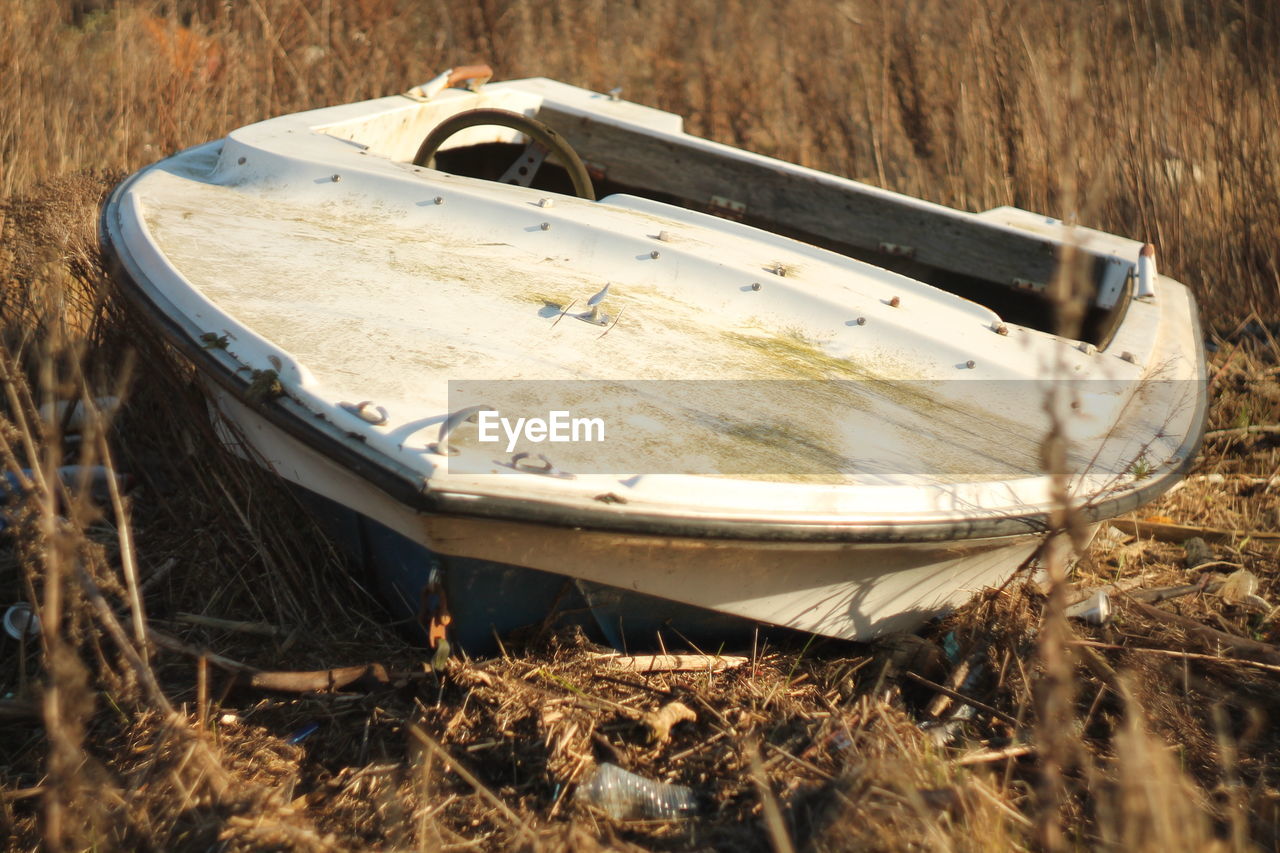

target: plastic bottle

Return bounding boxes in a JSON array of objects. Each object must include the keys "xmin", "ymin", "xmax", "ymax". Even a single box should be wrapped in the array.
[{"xmin": 575, "ymin": 762, "xmax": 697, "ymax": 820}]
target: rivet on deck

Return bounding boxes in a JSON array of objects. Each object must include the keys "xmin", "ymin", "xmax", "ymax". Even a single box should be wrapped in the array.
[
  {"xmin": 994, "ymin": 322, "xmax": 1009, "ymax": 336},
  {"xmin": 541, "ymin": 221, "xmax": 552, "ymax": 231},
  {"xmin": 434, "ymin": 196, "xmax": 444, "ymax": 205},
  {"xmin": 237, "ymin": 156, "xmax": 246, "ymax": 165},
  {"xmin": 331, "ymin": 174, "xmax": 341, "ymax": 182},
  {"xmin": 965, "ymin": 360, "xmax": 976, "ymax": 369},
  {"xmin": 856, "ymin": 317, "xmax": 866, "ymax": 325},
  {"xmin": 750, "ymin": 282, "xmax": 762, "ymax": 291},
  {"xmin": 650, "ymin": 250, "xmax": 660, "ymax": 259},
  {"xmin": 889, "ymin": 296, "xmax": 901, "ymax": 307}
]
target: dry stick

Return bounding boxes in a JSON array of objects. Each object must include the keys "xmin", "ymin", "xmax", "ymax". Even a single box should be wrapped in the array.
[
  {"xmin": 249, "ymin": 663, "xmax": 392, "ymax": 693},
  {"xmin": 149, "ymin": 626, "xmax": 397, "ymax": 692},
  {"xmin": 901, "ymin": 671, "xmax": 1020, "ymax": 728},
  {"xmin": 1071, "ymin": 640, "xmax": 1280, "ymax": 675},
  {"xmin": 148, "ymin": 627, "xmax": 256, "ymax": 675},
  {"xmin": 748, "ymin": 742, "xmax": 796, "ymax": 853},
  {"xmin": 1204, "ymin": 425, "xmax": 1280, "ymax": 439},
  {"xmin": 1123, "ymin": 599, "xmax": 1280, "ymax": 666},
  {"xmin": 75, "ymin": 564, "xmax": 229, "ymax": 796},
  {"xmin": 1110, "ymin": 517, "xmax": 1280, "ymax": 544},
  {"xmin": 549, "ymin": 298, "xmax": 577, "ymax": 329},
  {"xmin": 926, "ymin": 654, "xmax": 973, "ymax": 719},
  {"xmin": 139, "ymin": 556, "xmax": 178, "ymax": 595},
  {"xmin": 0, "ymin": 352, "xmax": 49, "ymax": 496},
  {"xmin": 596, "ymin": 305, "xmax": 626, "ymax": 339},
  {"xmin": 92, "ymin": 427, "xmax": 148, "ymax": 661},
  {"xmin": 952, "ymin": 744, "xmax": 1035, "ymax": 766},
  {"xmin": 765, "ymin": 742, "xmax": 834, "ymax": 781},
  {"xmin": 11, "ymin": 345, "xmax": 69, "ymax": 848},
  {"xmin": 407, "ymin": 726, "xmax": 534, "ymax": 842},
  {"xmin": 197, "ymin": 655, "xmax": 208, "ymax": 732},
  {"xmin": 590, "ymin": 652, "xmax": 748, "ymax": 673},
  {"xmin": 2, "ymin": 787, "xmax": 46, "ymax": 803},
  {"xmin": 174, "ymin": 612, "xmax": 287, "ymax": 638}
]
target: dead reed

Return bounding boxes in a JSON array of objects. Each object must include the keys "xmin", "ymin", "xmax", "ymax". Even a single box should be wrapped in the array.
[
  {"xmin": 4, "ymin": 0, "xmax": 1280, "ymax": 850},
  {"xmin": 3, "ymin": 0, "xmax": 1278, "ymax": 324}
]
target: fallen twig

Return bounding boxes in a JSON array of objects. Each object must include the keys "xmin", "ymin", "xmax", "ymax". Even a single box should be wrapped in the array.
[
  {"xmin": 408, "ymin": 725, "xmax": 534, "ymax": 842},
  {"xmin": 174, "ymin": 612, "xmax": 287, "ymax": 638},
  {"xmin": 77, "ymin": 566, "xmax": 230, "ymax": 796},
  {"xmin": 149, "ymin": 625, "xmax": 399, "ymax": 692},
  {"xmin": 901, "ymin": 671, "xmax": 1020, "ymax": 727},
  {"xmin": 748, "ymin": 742, "xmax": 796, "ymax": 853},
  {"xmin": 1204, "ymin": 425, "xmax": 1280, "ymax": 439},
  {"xmin": 1123, "ymin": 599, "xmax": 1280, "ymax": 666},
  {"xmin": 1, "ymin": 786, "xmax": 45, "ymax": 802},
  {"xmin": 590, "ymin": 652, "xmax": 747, "ymax": 673},
  {"xmin": 247, "ymin": 663, "xmax": 391, "ymax": 693},
  {"xmin": 1070, "ymin": 639, "xmax": 1280, "ymax": 675},
  {"xmin": 139, "ymin": 556, "xmax": 178, "ymax": 594},
  {"xmin": 1110, "ymin": 518, "xmax": 1280, "ymax": 544},
  {"xmin": 1129, "ymin": 581, "xmax": 1219, "ymax": 604},
  {"xmin": 952, "ymin": 744, "xmax": 1035, "ymax": 766}
]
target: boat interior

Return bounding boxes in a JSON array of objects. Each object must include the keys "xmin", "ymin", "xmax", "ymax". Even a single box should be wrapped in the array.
[{"xmin": 417, "ymin": 107, "xmax": 1134, "ymax": 348}]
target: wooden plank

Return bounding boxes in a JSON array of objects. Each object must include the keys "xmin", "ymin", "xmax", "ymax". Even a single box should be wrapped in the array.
[
  {"xmin": 1110, "ymin": 518, "xmax": 1280, "ymax": 544},
  {"xmin": 541, "ymin": 106, "xmax": 1082, "ymax": 292}
]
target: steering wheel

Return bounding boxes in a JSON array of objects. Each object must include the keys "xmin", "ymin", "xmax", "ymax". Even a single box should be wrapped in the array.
[{"xmin": 412, "ymin": 108, "xmax": 596, "ymax": 201}]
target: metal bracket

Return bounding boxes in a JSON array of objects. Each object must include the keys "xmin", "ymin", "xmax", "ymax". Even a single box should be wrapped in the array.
[
  {"xmin": 431, "ymin": 404, "xmax": 496, "ymax": 456},
  {"xmin": 500, "ymin": 452, "xmax": 576, "ymax": 479},
  {"xmin": 708, "ymin": 195, "xmax": 746, "ymax": 220},
  {"xmin": 498, "ymin": 140, "xmax": 549, "ymax": 187},
  {"xmin": 417, "ymin": 565, "xmax": 452, "ymax": 669}
]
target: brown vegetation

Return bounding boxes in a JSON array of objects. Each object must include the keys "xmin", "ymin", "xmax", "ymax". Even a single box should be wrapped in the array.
[{"xmin": 3, "ymin": 0, "xmax": 1280, "ymax": 850}]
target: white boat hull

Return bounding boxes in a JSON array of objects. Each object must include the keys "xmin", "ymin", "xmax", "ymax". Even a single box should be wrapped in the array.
[
  {"xmin": 101, "ymin": 72, "xmax": 1206, "ymax": 650},
  {"xmin": 214, "ymin": 384, "xmax": 1060, "ymax": 641}
]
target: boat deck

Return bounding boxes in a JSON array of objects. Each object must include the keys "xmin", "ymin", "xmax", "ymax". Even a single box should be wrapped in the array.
[{"xmin": 141, "ymin": 159, "xmax": 1106, "ymax": 483}]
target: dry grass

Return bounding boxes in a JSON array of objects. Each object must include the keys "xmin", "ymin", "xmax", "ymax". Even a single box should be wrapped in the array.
[
  {"xmin": 3, "ymin": 0, "xmax": 1278, "ymax": 320},
  {"xmin": 4, "ymin": 0, "xmax": 1280, "ymax": 850}
]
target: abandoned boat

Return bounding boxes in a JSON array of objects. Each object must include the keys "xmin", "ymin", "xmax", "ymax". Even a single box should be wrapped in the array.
[{"xmin": 100, "ymin": 67, "xmax": 1207, "ymax": 653}]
